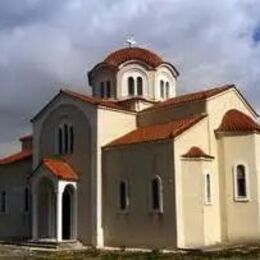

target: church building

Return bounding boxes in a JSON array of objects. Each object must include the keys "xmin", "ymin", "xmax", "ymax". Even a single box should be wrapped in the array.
[{"xmin": 0, "ymin": 46, "xmax": 260, "ymax": 250}]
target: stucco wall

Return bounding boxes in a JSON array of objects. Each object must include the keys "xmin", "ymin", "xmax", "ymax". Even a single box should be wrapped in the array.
[
  {"xmin": 154, "ymin": 66, "xmax": 176, "ymax": 100},
  {"xmin": 34, "ymin": 96, "xmax": 94, "ymax": 246},
  {"xmin": 218, "ymin": 134, "xmax": 260, "ymax": 242},
  {"xmin": 174, "ymin": 117, "xmax": 221, "ymax": 248},
  {"xmin": 117, "ymin": 63, "xmax": 153, "ymax": 99},
  {"xmin": 33, "ymin": 93, "xmax": 136, "ymax": 247},
  {"xmin": 102, "ymin": 141, "xmax": 177, "ymax": 249},
  {"xmin": 91, "ymin": 68, "xmax": 117, "ymax": 99},
  {"xmin": 206, "ymin": 88, "xmax": 259, "ymax": 242},
  {"xmin": 0, "ymin": 159, "xmax": 32, "ymax": 239},
  {"xmin": 36, "ymin": 100, "xmax": 94, "ymax": 245}
]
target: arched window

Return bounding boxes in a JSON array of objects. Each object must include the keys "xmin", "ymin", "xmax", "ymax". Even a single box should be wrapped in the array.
[
  {"xmin": 128, "ymin": 77, "xmax": 135, "ymax": 96},
  {"xmin": 165, "ymin": 82, "xmax": 170, "ymax": 98},
  {"xmin": 106, "ymin": 81, "xmax": 111, "ymax": 98},
  {"xmin": 58, "ymin": 127, "xmax": 63, "ymax": 154},
  {"xmin": 160, "ymin": 80, "xmax": 165, "ymax": 98},
  {"xmin": 151, "ymin": 176, "xmax": 163, "ymax": 212},
  {"xmin": 205, "ymin": 173, "xmax": 212, "ymax": 204},
  {"xmin": 57, "ymin": 123, "xmax": 74, "ymax": 155},
  {"xmin": 24, "ymin": 188, "xmax": 29, "ymax": 212},
  {"xmin": 100, "ymin": 82, "xmax": 105, "ymax": 98},
  {"xmin": 119, "ymin": 180, "xmax": 129, "ymax": 211},
  {"xmin": 69, "ymin": 126, "xmax": 74, "ymax": 153},
  {"xmin": 64, "ymin": 124, "xmax": 69, "ymax": 154},
  {"xmin": 137, "ymin": 77, "xmax": 143, "ymax": 96},
  {"xmin": 235, "ymin": 165, "xmax": 247, "ymax": 199},
  {"xmin": 1, "ymin": 191, "xmax": 6, "ymax": 213}
]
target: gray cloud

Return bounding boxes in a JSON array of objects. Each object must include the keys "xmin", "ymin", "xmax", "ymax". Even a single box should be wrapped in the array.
[{"xmin": 1, "ymin": 0, "xmax": 260, "ymax": 156}]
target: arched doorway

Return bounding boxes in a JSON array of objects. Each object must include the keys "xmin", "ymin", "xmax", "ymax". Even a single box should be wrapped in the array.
[
  {"xmin": 62, "ymin": 185, "xmax": 75, "ymax": 240},
  {"xmin": 37, "ymin": 177, "xmax": 56, "ymax": 239}
]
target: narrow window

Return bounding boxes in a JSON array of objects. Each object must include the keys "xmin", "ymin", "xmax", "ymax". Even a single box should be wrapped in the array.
[
  {"xmin": 1, "ymin": 191, "xmax": 6, "ymax": 213},
  {"xmin": 100, "ymin": 82, "xmax": 105, "ymax": 98},
  {"xmin": 69, "ymin": 126, "xmax": 74, "ymax": 153},
  {"xmin": 137, "ymin": 77, "xmax": 143, "ymax": 96},
  {"xmin": 151, "ymin": 177, "xmax": 162, "ymax": 212},
  {"xmin": 236, "ymin": 165, "xmax": 247, "ymax": 198},
  {"xmin": 119, "ymin": 180, "xmax": 128, "ymax": 211},
  {"xmin": 128, "ymin": 77, "xmax": 135, "ymax": 96},
  {"xmin": 24, "ymin": 188, "xmax": 29, "ymax": 212},
  {"xmin": 106, "ymin": 81, "xmax": 111, "ymax": 98},
  {"xmin": 58, "ymin": 127, "xmax": 63, "ymax": 154},
  {"xmin": 205, "ymin": 173, "xmax": 212, "ymax": 204},
  {"xmin": 160, "ymin": 80, "xmax": 164, "ymax": 98},
  {"xmin": 165, "ymin": 82, "xmax": 170, "ymax": 98},
  {"xmin": 64, "ymin": 124, "xmax": 69, "ymax": 154}
]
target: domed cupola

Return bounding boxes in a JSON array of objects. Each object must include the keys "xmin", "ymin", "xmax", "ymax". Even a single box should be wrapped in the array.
[{"xmin": 88, "ymin": 46, "xmax": 179, "ymax": 108}]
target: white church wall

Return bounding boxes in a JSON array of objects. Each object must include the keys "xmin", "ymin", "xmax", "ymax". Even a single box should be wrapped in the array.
[
  {"xmin": 220, "ymin": 134, "xmax": 260, "ymax": 242},
  {"xmin": 174, "ymin": 116, "xmax": 221, "ymax": 248},
  {"xmin": 0, "ymin": 160, "xmax": 31, "ymax": 240},
  {"xmin": 91, "ymin": 68, "xmax": 116, "ymax": 99},
  {"xmin": 206, "ymin": 88, "xmax": 259, "ymax": 243},
  {"xmin": 102, "ymin": 140, "xmax": 177, "ymax": 250},
  {"xmin": 117, "ymin": 63, "xmax": 152, "ymax": 99},
  {"xmin": 32, "ymin": 95, "xmax": 97, "ymax": 245},
  {"xmin": 155, "ymin": 66, "xmax": 176, "ymax": 100},
  {"xmin": 96, "ymin": 107, "xmax": 136, "ymax": 247}
]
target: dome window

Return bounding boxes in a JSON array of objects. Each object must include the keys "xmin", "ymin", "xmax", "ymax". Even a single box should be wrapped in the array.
[
  {"xmin": 137, "ymin": 77, "xmax": 143, "ymax": 96},
  {"xmin": 128, "ymin": 77, "xmax": 135, "ymax": 96}
]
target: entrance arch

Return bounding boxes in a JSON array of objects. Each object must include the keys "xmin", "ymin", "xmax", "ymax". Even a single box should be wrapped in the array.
[
  {"xmin": 37, "ymin": 177, "xmax": 56, "ymax": 239},
  {"xmin": 62, "ymin": 185, "xmax": 75, "ymax": 240}
]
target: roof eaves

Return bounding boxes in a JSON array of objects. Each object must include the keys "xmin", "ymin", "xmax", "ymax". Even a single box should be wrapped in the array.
[
  {"xmin": 233, "ymin": 87, "xmax": 259, "ymax": 118},
  {"xmin": 31, "ymin": 91, "xmax": 62, "ymax": 123}
]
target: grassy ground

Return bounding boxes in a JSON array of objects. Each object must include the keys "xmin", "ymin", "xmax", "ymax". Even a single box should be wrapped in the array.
[{"xmin": 1, "ymin": 245, "xmax": 260, "ymax": 259}]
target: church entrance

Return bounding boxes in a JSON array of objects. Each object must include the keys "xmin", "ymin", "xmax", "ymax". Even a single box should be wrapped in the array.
[
  {"xmin": 32, "ymin": 171, "xmax": 78, "ymax": 242},
  {"xmin": 62, "ymin": 185, "xmax": 75, "ymax": 240},
  {"xmin": 37, "ymin": 177, "xmax": 56, "ymax": 239}
]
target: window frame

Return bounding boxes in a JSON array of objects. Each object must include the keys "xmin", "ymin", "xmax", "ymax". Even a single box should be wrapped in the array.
[
  {"xmin": 118, "ymin": 179, "xmax": 129, "ymax": 213},
  {"xmin": 106, "ymin": 80, "xmax": 111, "ymax": 98},
  {"xmin": 0, "ymin": 191, "xmax": 7, "ymax": 214},
  {"xmin": 165, "ymin": 82, "xmax": 170, "ymax": 98},
  {"xmin": 100, "ymin": 82, "xmax": 105, "ymax": 98},
  {"xmin": 160, "ymin": 80, "xmax": 165, "ymax": 98},
  {"xmin": 137, "ymin": 76, "xmax": 143, "ymax": 96},
  {"xmin": 128, "ymin": 77, "xmax": 135, "ymax": 96},
  {"xmin": 233, "ymin": 163, "xmax": 250, "ymax": 202},
  {"xmin": 24, "ymin": 187, "xmax": 30, "ymax": 213},
  {"xmin": 56, "ymin": 120, "xmax": 74, "ymax": 155},
  {"xmin": 150, "ymin": 175, "xmax": 163, "ymax": 214},
  {"xmin": 204, "ymin": 171, "xmax": 213, "ymax": 205}
]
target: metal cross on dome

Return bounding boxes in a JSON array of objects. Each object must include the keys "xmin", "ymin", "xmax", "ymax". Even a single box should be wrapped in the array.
[{"xmin": 126, "ymin": 37, "xmax": 136, "ymax": 48}]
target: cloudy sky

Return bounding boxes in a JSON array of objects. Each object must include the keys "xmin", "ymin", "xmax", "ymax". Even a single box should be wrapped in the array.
[{"xmin": 1, "ymin": 0, "xmax": 260, "ymax": 156}]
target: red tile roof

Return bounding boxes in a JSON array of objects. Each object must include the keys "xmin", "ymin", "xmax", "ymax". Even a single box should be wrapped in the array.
[
  {"xmin": 104, "ymin": 47, "xmax": 165, "ymax": 68},
  {"xmin": 31, "ymin": 89, "xmax": 135, "ymax": 122},
  {"xmin": 142, "ymin": 84, "xmax": 234, "ymax": 113},
  {"xmin": 43, "ymin": 158, "xmax": 78, "ymax": 181},
  {"xmin": 106, "ymin": 114, "xmax": 206, "ymax": 148},
  {"xmin": 88, "ymin": 47, "xmax": 179, "ymax": 83},
  {"xmin": 216, "ymin": 109, "xmax": 260, "ymax": 133},
  {"xmin": 182, "ymin": 146, "xmax": 214, "ymax": 159},
  {"xmin": 62, "ymin": 89, "xmax": 126, "ymax": 110},
  {"xmin": 0, "ymin": 149, "xmax": 32, "ymax": 165}
]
